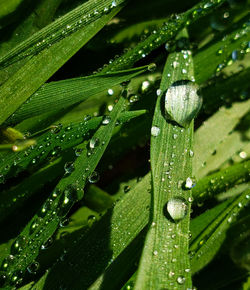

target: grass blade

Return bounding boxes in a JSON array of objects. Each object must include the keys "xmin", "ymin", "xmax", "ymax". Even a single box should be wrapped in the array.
[
  {"xmin": 0, "ymin": 91, "xmax": 127, "ymax": 287},
  {"xmin": 193, "ymin": 99, "xmax": 250, "ymax": 178},
  {"xmin": 134, "ymin": 30, "xmax": 199, "ymax": 289},
  {"xmin": 5, "ymin": 66, "xmax": 148, "ymax": 125},
  {"xmin": 190, "ymin": 188, "xmax": 250, "ymax": 273},
  {"xmin": 0, "ymin": 1, "xmax": 124, "ymax": 125}
]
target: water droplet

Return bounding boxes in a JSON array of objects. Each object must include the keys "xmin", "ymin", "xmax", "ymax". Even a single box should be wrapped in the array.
[
  {"xmin": 129, "ymin": 94, "xmax": 139, "ymax": 103},
  {"xmin": 141, "ymin": 81, "xmax": 150, "ymax": 93},
  {"xmin": 88, "ymin": 171, "xmax": 100, "ymax": 183},
  {"xmin": 148, "ymin": 63, "xmax": 157, "ymax": 72},
  {"xmin": 165, "ymin": 81, "xmax": 202, "ymax": 127},
  {"xmin": 185, "ymin": 177, "xmax": 195, "ymax": 189},
  {"xmin": 75, "ymin": 148, "xmax": 83, "ymax": 157},
  {"xmin": 12, "ymin": 236, "xmax": 27, "ymax": 254},
  {"xmin": 41, "ymin": 237, "xmax": 53, "ymax": 250},
  {"xmin": 88, "ymin": 215, "xmax": 96, "ymax": 226},
  {"xmin": 27, "ymin": 261, "xmax": 39, "ymax": 274},
  {"xmin": 64, "ymin": 162, "xmax": 75, "ymax": 175},
  {"xmin": 173, "ymin": 134, "xmax": 178, "ymax": 140},
  {"xmin": 156, "ymin": 89, "xmax": 162, "ymax": 96},
  {"xmin": 189, "ymin": 150, "xmax": 194, "ymax": 157},
  {"xmin": 89, "ymin": 137, "xmax": 100, "ymax": 149},
  {"xmin": 102, "ymin": 116, "xmax": 111, "ymax": 125},
  {"xmin": 111, "ymin": 0, "xmax": 117, "ymax": 8},
  {"xmin": 124, "ymin": 186, "xmax": 131, "ymax": 193},
  {"xmin": 1, "ymin": 255, "xmax": 15, "ymax": 270},
  {"xmin": 239, "ymin": 151, "xmax": 247, "ymax": 159},
  {"xmin": 107, "ymin": 89, "xmax": 114, "ymax": 96},
  {"xmin": 153, "ymin": 250, "xmax": 158, "ymax": 256},
  {"xmin": 165, "ymin": 197, "xmax": 188, "ymax": 222},
  {"xmin": 58, "ymin": 185, "xmax": 77, "ymax": 217},
  {"xmin": 151, "ymin": 126, "xmax": 160, "ymax": 137},
  {"xmin": 177, "ymin": 276, "xmax": 185, "ymax": 284}
]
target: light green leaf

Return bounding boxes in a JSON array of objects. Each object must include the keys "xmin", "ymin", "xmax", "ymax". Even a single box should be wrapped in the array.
[{"xmin": 135, "ymin": 29, "xmax": 195, "ymax": 289}]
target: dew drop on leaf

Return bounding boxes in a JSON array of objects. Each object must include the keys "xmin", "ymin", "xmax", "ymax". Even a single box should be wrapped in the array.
[
  {"xmin": 41, "ymin": 237, "xmax": 53, "ymax": 250},
  {"xmin": 102, "ymin": 116, "xmax": 111, "ymax": 125},
  {"xmin": 27, "ymin": 261, "xmax": 39, "ymax": 274},
  {"xmin": 129, "ymin": 94, "xmax": 140, "ymax": 103},
  {"xmin": 88, "ymin": 171, "xmax": 100, "ymax": 183},
  {"xmin": 64, "ymin": 162, "xmax": 75, "ymax": 175},
  {"xmin": 75, "ymin": 148, "xmax": 83, "ymax": 157},
  {"xmin": 88, "ymin": 215, "xmax": 96, "ymax": 226},
  {"xmin": 164, "ymin": 80, "xmax": 202, "ymax": 127},
  {"xmin": 176, "ymin": 276, "xmax": 185, "ymax": 284},
  {"xmin": 151, "ymin": 126, "xmax": 160, "ymax": 137},
  {"xmin": 185, "ymin": 177, "xmax": 195, "ymax": 189},
  {"xmin": 107, "ymin": 89, "xmax": 114, "ymax": 96},
  {"xmin": 165, "ymin": 197, "xmax": 188, "ymax": 222}
]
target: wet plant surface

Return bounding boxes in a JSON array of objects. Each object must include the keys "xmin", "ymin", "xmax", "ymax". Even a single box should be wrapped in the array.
[{"xmin": 0, "ymin": 0, "xmax": 249, "ymax": 289}]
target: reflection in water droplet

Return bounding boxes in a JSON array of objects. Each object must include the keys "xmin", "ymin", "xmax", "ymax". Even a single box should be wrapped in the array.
[{"xmin": 165, "ymin": 197, "xmax": 188, "ymax": 222}]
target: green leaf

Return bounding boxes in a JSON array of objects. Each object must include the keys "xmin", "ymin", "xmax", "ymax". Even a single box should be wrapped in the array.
[
  {"xmin": 0, "ymin": 110, "xmax": 146, "ymax": 183},
  {"xmin": 192, "ymin": 160, "xmax": 250, "ymax": 204},
  {"xmin": 0, "ymin": 91, "xmax": 127, "ymax": 287},
  {"xmin": 193, "ymin": 99, "xmax": 250, "ymax": 178},
  {"xmin": 0, "ymin": 0, "xmax": 124, "ymax": 125},
  {"xmin": 134, "ymin": 30, "xmax": 196, "ymax": 289},
  {"xmin": 190, "ymin": 188, "xmax": 250, "ymax": 273},
  {"xmin": 5, "ymin": 65, "xmax": 148, "ymax": 125}
]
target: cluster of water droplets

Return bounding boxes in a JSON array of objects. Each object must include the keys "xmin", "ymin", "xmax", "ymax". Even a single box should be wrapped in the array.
[
  {"xmin": 0, "ymin": 0, "xmax": 122, "ymax": 67},
  {"xmin": 214, "ymin": 19, "xmax": 250, "ymax": 75}
]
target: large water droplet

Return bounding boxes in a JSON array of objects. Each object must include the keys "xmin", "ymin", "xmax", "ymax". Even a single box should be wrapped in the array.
[
  {"xmin": 165, "ymin": 81, "xmax": 202, "ymax": 127},
  {"xmin": 165, "ymin": 197, "xmax": 188, "ymax": 222}
]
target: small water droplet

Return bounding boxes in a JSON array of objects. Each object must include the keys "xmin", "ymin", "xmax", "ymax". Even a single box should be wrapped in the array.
[
  {"xmin": 89, "ymin": 137, "xmax": 100, "ymax": 149},
  {"xmin": 156, "ymin": 89, "xmax": 162, "ymax": 96},
  {"xmin": 107, "ymin": 89, "xmax": 114, "ymax": 96},
  {"xmin": 88, "ymin": 171, "xmax": 100, "ymax": 183},
  {"xmin": 27, "ymin": 261, "xmax": 39, "ymax": 274},
  {"xmin": 177, "ymin": 276, "xmax": 185, "ymax": 284},
  {"xmin": 153, "ymin": 250, "xmax": 158, "ymax": 256},
  {"xmin": 185, "ymin": 177, "xmax": 195, "ymax": 189},
  {"xmin": 102, "ymin": 116, "xmax": 111, "ymax": 125},
  {"xmin": 141, "ymin": 81, "xmax": 150, "ymax": 93},
  {"xmin": 151, "ymin": 126, "xmax": 160, "ymax": 137},
  {"xmin": 75, "ymin": 148, "xmax": 83, "ymax": 157},
  {"xmin": 88, "ymin": 215, "xmax": 96, "ymax": 226},
  {"xmin": 124, "ymin": 186, "xmax": 131, "ymax": 193},
  {"xmin": 148, "ymin": 63, "xmax": 157, "ymax": 72},
  {"xmin": 129, "ymin": 94, "xmax": 139, "ymax": 103},
  {"xmin": 64, "ymin": 162, "xmax": 75, "ymax": 175}
]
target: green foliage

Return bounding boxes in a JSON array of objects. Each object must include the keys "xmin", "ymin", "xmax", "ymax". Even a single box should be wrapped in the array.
[{"xmin": 0, "ymin": 0, "xmax": 249, "ymax": 289}]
